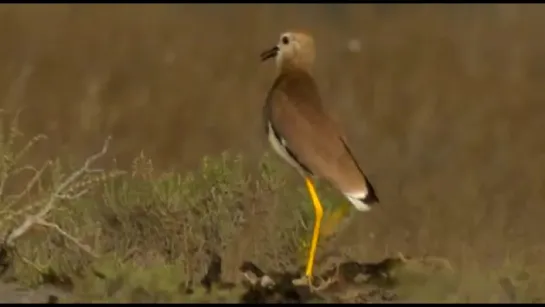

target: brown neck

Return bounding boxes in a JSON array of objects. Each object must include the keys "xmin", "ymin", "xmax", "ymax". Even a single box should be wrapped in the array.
[
  {"xmin": 275, "ymin": 69, "xmax": 322, "ymax": 108},
  {"xmin": 278, "ymin": 62, "xmax": 312, "ymax": 76}
]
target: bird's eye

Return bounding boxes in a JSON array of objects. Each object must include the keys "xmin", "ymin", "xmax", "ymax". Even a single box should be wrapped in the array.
[{"xmin": 282, "ymin": 36, "xmax": 289, "ymax": 45}]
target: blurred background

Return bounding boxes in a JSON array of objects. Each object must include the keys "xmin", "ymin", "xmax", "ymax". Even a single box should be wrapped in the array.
[{"xmin": 0, "ymin": 4, "xmax": 544, "ymax": 270}]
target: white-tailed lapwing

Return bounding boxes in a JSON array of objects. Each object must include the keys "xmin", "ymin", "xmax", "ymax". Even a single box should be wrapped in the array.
[{"xmin": 260, "ymin": 30, "xmax": 379, "ymax": 285}]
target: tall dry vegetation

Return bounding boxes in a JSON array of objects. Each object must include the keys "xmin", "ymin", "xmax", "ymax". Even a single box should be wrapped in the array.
[{"xmin": 0, "ymin": 4, "xmax": 543, "ymax": 299}]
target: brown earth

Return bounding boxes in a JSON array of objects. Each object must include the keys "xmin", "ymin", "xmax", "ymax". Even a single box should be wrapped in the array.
[{"xmin": 0, "ymin": 4, "xmax": 543, "ymax": 303}]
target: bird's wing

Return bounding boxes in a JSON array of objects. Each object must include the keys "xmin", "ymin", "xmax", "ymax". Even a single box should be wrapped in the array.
[{"xmin": 267, "ymin": 85, "xmax": 369, "ymax": 196}]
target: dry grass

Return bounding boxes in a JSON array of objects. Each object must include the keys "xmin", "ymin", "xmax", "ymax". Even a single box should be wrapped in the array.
[{"xmin": 0, "ymin": 3, "xmax": 542, "ymax": 302}]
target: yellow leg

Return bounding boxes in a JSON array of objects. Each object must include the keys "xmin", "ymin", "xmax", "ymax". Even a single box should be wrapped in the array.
[
  {"xmin": 304, "ymin": 177, "xmax": 323, "ymax": 279},
  {"xmin": 321, "ymin": 202, "xmax": 351, "ymax": 238}
]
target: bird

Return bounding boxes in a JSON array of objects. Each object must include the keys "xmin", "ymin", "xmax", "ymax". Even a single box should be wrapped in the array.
[{"xmin": 260, "ymin": 30, "xmax": 379, "ymax": 286}]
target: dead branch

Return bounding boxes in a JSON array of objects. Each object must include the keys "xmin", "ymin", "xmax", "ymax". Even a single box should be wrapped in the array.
[
  {"xmin": 36, "ymin": 219, "xmax": 99, "ymax": 258},
  {"xmin": 0, "ymin": 133, "xmax": 47, "ymax": 198},
  {"xmin": 1, "ymin": 161, "xmax": 51, "ymax": 214},
  {"xmin": 3, "ymin": 136, "xmax": 112, "ymax": 250}
]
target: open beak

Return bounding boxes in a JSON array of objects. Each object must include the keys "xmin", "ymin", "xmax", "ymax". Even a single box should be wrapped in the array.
[{"xmin": 260, "ymin": 46, "xmax": 279, "ymax": 62}]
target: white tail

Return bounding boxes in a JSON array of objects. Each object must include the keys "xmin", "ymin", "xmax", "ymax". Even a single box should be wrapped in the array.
[
  {"xmin": 345, "ymin": 191, "xmax": 372, "ymax": 211},
  {"xmin": 344, "ymin": 176, "xmax": 379, "ymax": 211}
]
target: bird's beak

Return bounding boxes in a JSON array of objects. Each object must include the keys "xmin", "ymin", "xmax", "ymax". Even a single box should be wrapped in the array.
[{"xmin": 260, "ymin": 45, "xmax": 279, "ymax": 62}]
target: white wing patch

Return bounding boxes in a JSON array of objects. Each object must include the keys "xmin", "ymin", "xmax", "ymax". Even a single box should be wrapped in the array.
[{"xmin": 267, "ymin": 122, "xmax": 307, "ymax": 175}]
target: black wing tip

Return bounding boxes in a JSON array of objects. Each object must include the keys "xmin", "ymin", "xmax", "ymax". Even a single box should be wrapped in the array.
[
  {"xmin": 340, "ymin": 139, "xmax": 380, "ymax": 205},
  {"xmin": 362, "ymin": 175, "xmax": 379, "ymax": 205}
]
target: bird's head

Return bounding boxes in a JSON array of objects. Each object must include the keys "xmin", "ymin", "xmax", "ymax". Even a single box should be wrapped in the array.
[{"xmin": 260, "ymin": 31, "xmax": 316, "ymax": 72}]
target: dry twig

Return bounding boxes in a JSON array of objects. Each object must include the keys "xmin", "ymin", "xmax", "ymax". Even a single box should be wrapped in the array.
[{"xmin": 3, "ymin": 136, "xmax": 113, "ymax": 257}]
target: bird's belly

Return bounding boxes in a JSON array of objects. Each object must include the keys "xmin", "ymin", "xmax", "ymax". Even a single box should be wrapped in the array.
[{"xmin": 266, "ymin": 122, "xmax": 307, "ymax": 175}]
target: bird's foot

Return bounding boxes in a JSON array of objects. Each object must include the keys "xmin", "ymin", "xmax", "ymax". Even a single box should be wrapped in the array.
[
  {"xmin": 291, "ymin": 275, "xmax": 309, "ymax": 286},
  {"xmin": 292, "ymin": 274, "xmax": 335, "ymax": 292}
]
